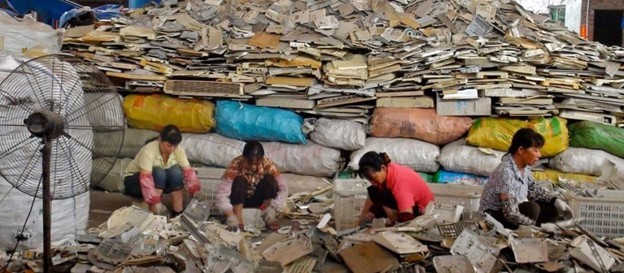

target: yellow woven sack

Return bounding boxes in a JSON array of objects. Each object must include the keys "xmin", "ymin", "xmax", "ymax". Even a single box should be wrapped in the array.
[
  {"xmin": 532, "ymin": 169, "xmax": 596, "ymax": 184},
  {"xmin": 466, "ymin": 117, "xmax": 568, "ymax": 157},
  {"xmin": 123, "ymin": 94, "xmax": 215, "ymax": 133}
]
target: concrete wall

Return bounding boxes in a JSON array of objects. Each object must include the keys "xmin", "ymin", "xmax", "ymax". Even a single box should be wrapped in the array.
[
  {"xmin": 565, "ymin": 0, "xmax": 582, "ymax": 34},
  {"xmin": 514, "ymin": 0, "xmax": 582, "ymax": 33}
]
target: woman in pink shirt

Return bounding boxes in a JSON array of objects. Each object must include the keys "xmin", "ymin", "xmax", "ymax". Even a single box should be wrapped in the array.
[{"xmin": 357, "ymin": 151, "xmax": 434, "ymax": 226}]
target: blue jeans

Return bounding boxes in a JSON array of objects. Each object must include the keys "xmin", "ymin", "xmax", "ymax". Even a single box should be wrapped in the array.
[{"xmin": 124, "ymin": 165, "xmax": 184, "ymax": 198}]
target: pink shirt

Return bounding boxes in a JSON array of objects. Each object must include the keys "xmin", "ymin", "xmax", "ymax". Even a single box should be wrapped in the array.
[{"xmin": 385, "ymin": 163, "xmax": 434, "ymax": 214}]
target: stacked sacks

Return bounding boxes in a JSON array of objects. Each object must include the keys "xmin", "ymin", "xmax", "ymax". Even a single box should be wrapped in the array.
[
  {"xmin": 98, "ymin": 98, "xmax": 347, "ymax": 200},
  {"xmin": 349, "ymin": 108, "xmax": 473, "ymax": 180},
  {"xmin": 434, "ymin": 117, "xmax": 572, "ymax": 184},
  {"xmin": 548, "ymin": 121, "xmax": 624, "ymax": 184}
]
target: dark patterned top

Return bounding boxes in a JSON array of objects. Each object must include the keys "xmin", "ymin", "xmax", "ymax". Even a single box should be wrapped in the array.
[{"xmin": 479, "ymin": 154, "xmax": 555, "ymax": 226}]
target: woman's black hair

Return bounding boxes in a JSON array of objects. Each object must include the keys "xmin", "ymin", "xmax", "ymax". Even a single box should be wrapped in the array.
[
  {"xmin": 243, "ymin": 141, "xmax": 264, "ymax": 161},
  {"xmin": 160, "ymin": 124, "xmax": 182, "ymax": 145},
  {"xmin": 508, "ymin": 128, "xmax": 545, "ymax": 154},
  {"xmin": 358, "ymin": 151, "xmax": 391, "ymax": 179}
]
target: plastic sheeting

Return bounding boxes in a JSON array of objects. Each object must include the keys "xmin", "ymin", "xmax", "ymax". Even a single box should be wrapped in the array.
[
  {"xmin": 549, "ymin": 147, "xmax": 624, "ymax": 177},
  {"xmin": 370, "ymin": 108, "xmax": 473, "ymax": 145},
  {"xmin": 123, "ymin": 94, "xmax": 216, "ymax": 133},
  {"xmin": 262, "ymin": 142, "xmax": 342, "ymax": 177},
  {"xmin": 310, "ymin": 118, "xmax": 366, "ymax": 151},
  {"xmin": 466, "ymin": 117, "xmax": 569, "ymax": 157},
  {"xmin": 569, "ymin": 121, "xmax": 624, "ymax": 158},
  {"xmin": 438, "ymin": 139, "xmax": 506, "ymax": 177},
  {"xmin": 0, "ymin": 12, "xmax": 63, "ymax": 54},
  {"xmin": 93, "ymin": 128, "xmax": 159, "ymax": 158},
  {"xmin": 0, "ymin": 177, "xmax": 90, "ymax": 250},
  {"xmin": 180, "ymin": 133, "xmax": 245, "ymax": 168},
  {"xmin": 350, "ymin": 137, "xmax": 440, "ymax": 173},
  {"xmin": 91, "ymin": 157, "xmax": 133, "ymax": 192},
  {"xmin": 215, "ymin": 100, "xmax": 307, "ymax": 144}
]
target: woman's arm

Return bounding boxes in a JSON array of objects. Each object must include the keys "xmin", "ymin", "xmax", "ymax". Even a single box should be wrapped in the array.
[{"xmin": 500, "ymin": 193, "xmax": 535, "ymax": 226}]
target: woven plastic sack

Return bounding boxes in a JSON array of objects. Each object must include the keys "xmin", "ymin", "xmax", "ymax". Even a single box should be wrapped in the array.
[
  {"xmin": 532, "ymin": 169, "xmax": 596, "ymax": 184},
  {"xmin": 549, "ymin": 147, "xmax": 624, "ymax": 176},
  {"xmin": 0, "ymin": 12, "xmax": 63, "ymax": 54},
  {"xmin": 281, "ymin": 173, "xmax": 331, "ymax": 195},
  {"xmin": 180, "ymin": 133, "xmax": 245, "ymax": 168},
  {"xmin": 466, "ymin": 117, "xmax": 568, "ymax": 157},
  {"xmin": 123, "ymin": 94, "xmax": 215, "ymax": 133},
  {"xmin": 215, "ymin": 100, "xmax": 306, "ymax": 144},
  {"xmin": 262, "ymin": 142, "xmax": 342, "ymax": 177},
  {"xmin": 350, "ymin": 137, "xmax": 440, "ymax": 173},
  {"xmin": 0, "ymin": 178, "xmax": 89, "ymax": 250},
  {"xmin": 93, "ymin": 128, "xmax": 159, "ymax": 158},
  {"xmin": 438, "ymin": 139, "xmax": 506, "ymax": 177},
  {"xmin": 569, "ymin": 121, "xmax": 624, "ymax": 158},
  {"xmin": 91, "ymin": 157, "xmax": 133, "ymax": 192},
  {"xmin": 310, "ymin": 118, "xmax": 366, "ymax": 151},
  {"xmin": 370, "ymin": 108, "xmax": 473, "ymax": 145}
]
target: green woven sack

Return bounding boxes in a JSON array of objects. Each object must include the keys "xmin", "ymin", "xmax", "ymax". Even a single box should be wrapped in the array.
[{"xmin": 569, "ymin": 121, "xmax": 624, "ymax": 158}]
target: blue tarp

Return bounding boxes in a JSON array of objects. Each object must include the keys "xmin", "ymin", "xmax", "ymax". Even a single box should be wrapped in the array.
[
  {"xmin": 215, "ymin": 100, "xmax": 307, "ymax": 144},
  {"xmin": 9, "ymin": 0, "xmax": 79, "ymax": 26}
]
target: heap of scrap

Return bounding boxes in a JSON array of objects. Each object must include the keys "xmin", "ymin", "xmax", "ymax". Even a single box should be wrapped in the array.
[{"xmin": 63, "ymin": 0, "xmax": 624, "ymax": 124}]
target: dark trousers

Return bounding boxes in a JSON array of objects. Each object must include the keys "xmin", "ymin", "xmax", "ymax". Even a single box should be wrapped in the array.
[
  {"xmin": 230, "ymin": 175, "xmax": 278, "ymax": 208},
  {"xmin": 367, "ymin": 186, "xmax": 420, "ymax": 218},
  {"xmin": 486, "ymin": 201, "xmax": 558, "ymax": 229}
]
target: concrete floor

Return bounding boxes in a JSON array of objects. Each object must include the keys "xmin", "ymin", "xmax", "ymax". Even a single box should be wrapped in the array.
[{"xmin": 88, "ymin": 190, "xmax": 132, "ymax": 228}]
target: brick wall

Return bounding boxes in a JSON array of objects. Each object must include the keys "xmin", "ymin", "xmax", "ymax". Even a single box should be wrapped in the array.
[{"xmin": 581, "ymin": 0, "xmax": 624, "ymax": 41}]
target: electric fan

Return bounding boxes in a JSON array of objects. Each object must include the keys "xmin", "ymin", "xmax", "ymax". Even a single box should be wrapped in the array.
[{"xmin": 0, "ymin": 54, "xmax": 125, "ymax": 272}]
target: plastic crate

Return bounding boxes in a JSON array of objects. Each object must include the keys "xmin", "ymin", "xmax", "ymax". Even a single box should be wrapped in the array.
[
  {"xmin": 569, "ymin": 190, "xmax": 624, "ymax": 238},
  {"xmin": 332, "ymin": 178, "xmax": 370, "ymax": 231},
  {"xmin": 185, "ymin": 166, "xmax": 225, "ymax": 216},
  {"xmin": 427, "ymin": 183, "xmax": 483, "ymax": 213}
]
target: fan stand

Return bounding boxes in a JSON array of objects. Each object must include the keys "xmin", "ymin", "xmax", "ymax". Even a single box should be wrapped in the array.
[{"xmin": 24, "ymin": 109, "xmax": 67, "ymax": 273}]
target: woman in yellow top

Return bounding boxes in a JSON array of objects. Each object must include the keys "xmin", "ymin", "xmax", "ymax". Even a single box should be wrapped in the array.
[{"xmin": 124, "ymin": 125, "xmax": 200, "ymax": 217}]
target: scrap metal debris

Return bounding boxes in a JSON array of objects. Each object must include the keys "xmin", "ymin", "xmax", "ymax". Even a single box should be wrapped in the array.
[{"xmin": 62, "ymin": 0, "xmax": 624, "ymax": 124}]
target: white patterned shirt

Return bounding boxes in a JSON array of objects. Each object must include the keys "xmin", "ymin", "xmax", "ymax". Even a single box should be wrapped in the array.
[{"xmin": 479, "ymin": 154, "xmax": 555, "ymax": 226}]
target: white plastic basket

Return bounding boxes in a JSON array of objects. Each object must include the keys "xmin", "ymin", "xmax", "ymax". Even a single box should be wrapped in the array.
[
  {"xmin": 427, "ymin": 183, "xmax": 483, "ymax": 213},
  {"xmin": 332, "ymin": 178, "xmax": 370, "ymax": 231},
  {"xmin": 185, "ymin": 166, "xmax": 225, "ymax": 216},
  {"xmin": 569, "ymin": 190, "xmax": 624, "ymax": 238}
]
